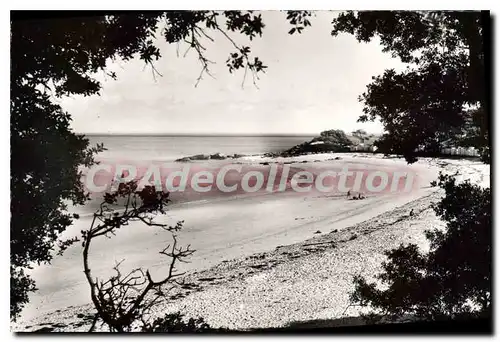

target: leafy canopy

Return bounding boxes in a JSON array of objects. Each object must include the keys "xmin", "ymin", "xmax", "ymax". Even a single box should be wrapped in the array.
[
  {"xmin": 10, "ymin": 10, "xmax": 312, "ymax": 320},
  {"xmin": 332, "ymin": 11, "xmax": 491, "ymax": 323},
  {"xmin": 332, "ymin": 11, "xmax": 489, "ymax": 163}
]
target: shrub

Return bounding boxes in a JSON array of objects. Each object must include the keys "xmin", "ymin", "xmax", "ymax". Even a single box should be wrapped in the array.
[{"xmin": 351, "ymin": 173, "xmax": 491, "ymax": 322}]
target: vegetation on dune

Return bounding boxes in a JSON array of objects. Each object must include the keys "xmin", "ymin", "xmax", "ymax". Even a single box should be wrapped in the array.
[
  {"xmin": 316, "ymin": 129, "xmax": 354, "ymax": 149},
  {"xmin": 351, "ymin": 129, "xmax": 372, "ymax": 145},
  {"xmin": 265, "ymin": 129, "xmax": 355, "ymax": 157}
]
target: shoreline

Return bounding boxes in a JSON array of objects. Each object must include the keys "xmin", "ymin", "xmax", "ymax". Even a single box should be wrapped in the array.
[
  {"xmin": 13, "ymin": 189, "xmax": 443, "ymax": 332},
  {"xmin": 13, "ymin": 153, "xmax": 489, "ymax": 331}
]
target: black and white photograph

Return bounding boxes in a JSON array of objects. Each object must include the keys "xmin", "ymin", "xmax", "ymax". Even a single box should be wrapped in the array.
[{"xmin": 9, "ymin": 6, "xmax": 492, "ymax": 334}]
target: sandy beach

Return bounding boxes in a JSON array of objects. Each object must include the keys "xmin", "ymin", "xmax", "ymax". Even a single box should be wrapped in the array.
[{"xmin": 13, "ymin": 153, "xmax": 489, "ymax": 332}]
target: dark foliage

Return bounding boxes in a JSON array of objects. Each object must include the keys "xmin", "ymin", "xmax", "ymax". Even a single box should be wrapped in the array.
[
  {"xmin": 351, "ymin": 129, "xmax": 369, "ymax": 144},
  {"xmin": 143, "ymin": 312, "xmax": 211, "ymax": 333},
  {"xmin": 351, "ymin": 173, "xmax": 491, "ymax": 321},
  {"xmin": 10, "ymin": 83, "xmax": 105, "ymax": 318},
  {"xmin": 331, "ymin": 11, "xmax": 492, "ymax": 323},
  {"xmin": 332, "ymin": 11, "xmax": 489, "ymax": 164},
  {"xmin": 251, "ymin": 316, "xmax": 491, "ymax": 334}
]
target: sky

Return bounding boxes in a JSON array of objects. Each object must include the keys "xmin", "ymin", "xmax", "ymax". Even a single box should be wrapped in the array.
[{"xmin": 61, "ymin": 11, "xmax": 406, "ymax": 136}]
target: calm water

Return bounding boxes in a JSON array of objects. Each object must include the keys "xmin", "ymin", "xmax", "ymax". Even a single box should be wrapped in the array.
[
  {"xmin": 76, "ymin": 134, "xmax": 313, "ymax": 214},
  {"xmin": 87, "ymin": 135, "xmax": 313, "ymax": 162}
]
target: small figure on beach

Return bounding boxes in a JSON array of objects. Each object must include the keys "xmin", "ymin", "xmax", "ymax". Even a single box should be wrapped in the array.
[{"xmin": 348, "ymin": 192, "xmax": 365, "ymax": 200}]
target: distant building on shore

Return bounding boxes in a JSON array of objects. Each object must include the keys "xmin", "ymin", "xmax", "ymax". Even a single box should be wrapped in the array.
[
  {"xmin": 349, "ymin": 140, "xmax": 479, "ymax": 157},
  {"xmin": 349, "ymin": 143, "xmax": 377, "ymax": 152},
  {"xmin": 440, "ymin": 146, "xmax": 480, "ymax": 157}
]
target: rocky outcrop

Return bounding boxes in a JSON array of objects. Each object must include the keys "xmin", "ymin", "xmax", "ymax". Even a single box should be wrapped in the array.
[
  {"xmin": 264, "ymin": 138, "xmax": 352, "ymax": 158},
  {"xmin": 263, "ymin": 130, "xmax": 375, "ymax": 158},
  {"xmin": 175, "ymin": 153, "xmax": 246, "ymax": 162}
]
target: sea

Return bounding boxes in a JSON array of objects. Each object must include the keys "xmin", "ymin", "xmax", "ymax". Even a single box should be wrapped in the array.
[
  {"xmin": 76, "ymin": 134, "xmax": 314, "ymax": 213},
  {"xmin": 87, "ymin": 134, "xmax": 314, "ymax": 162}
]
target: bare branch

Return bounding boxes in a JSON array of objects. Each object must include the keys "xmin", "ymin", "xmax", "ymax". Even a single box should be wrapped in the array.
[{"xmin": 82, "ymin": 183, "xmax": 191, "ymax": 332}]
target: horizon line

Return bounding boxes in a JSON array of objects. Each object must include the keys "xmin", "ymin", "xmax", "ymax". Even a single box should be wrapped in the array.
[
  {"xmin": 79, "ymin": 131, "xmax": 383, "ymax": 137},
  {"xmin": 81, "ymin": 132, "xmax": 320, "ymax": 137}
]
